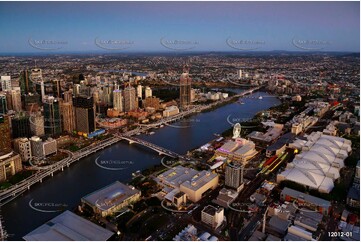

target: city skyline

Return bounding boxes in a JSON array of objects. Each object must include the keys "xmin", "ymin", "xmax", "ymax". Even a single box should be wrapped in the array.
[{"xmin": 0, "ymin": 1, "xmax": 360, "ymax": 53}]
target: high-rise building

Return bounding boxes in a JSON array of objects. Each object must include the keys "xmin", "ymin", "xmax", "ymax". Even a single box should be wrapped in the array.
[
  {"xmin": 0, "ymin": 94, "xmax": 7, "ymax": 114},
  {"xmin": 31, "ymin": 68, "xmax": 42, "ymax": 81},
  {"xmin": 30, "ymin": 136, "xmax": 57, "ymax": 159},
  {"xmin": 53, "ymin": 79, "xmax": 61, "ymax": 98},
  {"xmin": 30, "ymin": 113, "xmax": 45, "ymax": 136},
  {"xmin": 145, "ymin": 86, "xmax": 152, "ymax": 98},
  {"xmin": 60, "ymin": 102, "xmax": 75, "ymax": 133},
  {"xmin": 73, "ymin": 96, "xmax": 96, "ymax": 134},
  {"xmin": 201, "ymin": 205, "xmax": 224, "ymax": 229},
  {"xmin": 101, "ymin": 85, "xmax": 113, "ymax": 106},
  {"xmin": 5, "ymin": 91, "xmax": 12, "ymax": 111},
  {"xmin": 0, "ymin": 115, "xmax": 12, "ymax": 155},
  {"xmin": 237, "ymin": 69, "xmax": 242, "ymax": 79},
  {"xmin": 11, "ymin": 113, "xmax": 31, "ymax": 138},
  {"xmin": 137, "ymin": 85, "xmax": 142, "ymax": 99},
  {"xmin": 179, "ymin": 67, "xmax": 192, "ymax": 109},
  {"xmin": 0, "ymin": 76, "xmax": 11, "ymax": 91},
  {"xmin": 13, "ymin": 138, "xmax": 32, "ymax": 162},
  {"xmin": 10, "ymin": 89, "xmax": 22, "ymax": 112},
  {"xmin": 43, "ymin": 96, "xmax": 62, "ymax": 136},
  {"xmin": 123, "ymin": 86, "xmax": 137, "ymax": 112},
  {"xmin": 113, "ymin": 89, "xmax": 124, "ymax": 112},
  {"xmin": 225, "ymin": 163, "xmax": 243, "ymax": 190}
]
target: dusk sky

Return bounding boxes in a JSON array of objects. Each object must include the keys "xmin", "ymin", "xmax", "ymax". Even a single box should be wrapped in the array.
[{"xmin": 0, "ymin": 1, "xmax": 359, "ymax": 53}]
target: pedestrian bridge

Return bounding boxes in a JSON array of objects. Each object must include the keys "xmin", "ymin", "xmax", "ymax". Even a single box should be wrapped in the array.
[{"xmin": 118, "ymin": 135, "xmax": 184, "ymax": 159}]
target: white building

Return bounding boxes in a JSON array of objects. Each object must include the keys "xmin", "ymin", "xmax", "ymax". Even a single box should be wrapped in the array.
[
  {"xmin": 13, "ymin": 138, "xmax": 32, "ymax": 162},
  {"xmin": 10, "ymin": 89, "xmax": 22, "ymax": 112},
  {"xmin": 137, "ymin": 85, "xmax": 142, "ymax": 99},
  {"xmin": 30, "ymin": 136, "xmax": 57, "ymax": 159},
  {"xmin": 278, "ymin": 132, "xmax": 352, "ymax": 193},
  {"xmin": 145, "ymin": 86, "xmax": 152, "ymax": 98},
  {"xmin": 163, "ymin": 105, "xmax": 179, "ymax": 117},
  {"xmin": 0, "ymin": 76, "xmax": 11, "ymax": 91},
  {"xmin": 201, "ymin": 205, "xmax": 224, "ymax": 229},
  {"xmin": 113, "ymin": 89, "xmax": 124, "ymax": 112}
]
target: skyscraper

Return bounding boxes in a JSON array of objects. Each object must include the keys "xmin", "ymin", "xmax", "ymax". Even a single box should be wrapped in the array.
[
  {"xmin": 123, "ymin": 86, "xmax": 137, "ymax": 112},
  {"xmin": 10, "ymin": 89, "xmax": 22, "ymax": 112},
  {"xmin": 0, "ymin": 94, "xmax": 7, "ymax": 114},
  {"xmin": 0, "ymin": 115, "xmax": 12, "ymax": 155},
  {"xmin": 225, "ymin": 163, "xmax": 243, "ymax": 190},
  {"xmin": 11, "ymin": 113, "xmax": 31, "ymax": 138},
  {"xmin": 179, "ymin": 66, "xmax": 192, "ymax": 109},
  {"xmin": 30, "ymin": 113, "xmax": 45, "ymax": 137},
  {"xmin": 73, "ymin": 96, "xmax": 96, "ymax": 134},
  {"xmin": 0, "ymin": 76, "xmax": 11, "ymax": 91},
  {"xmin": 60, "ymin": 102, "xmax": 75, "ymax": 133},
  {"xmin": 137, "ymin": 85, "xmax": 142, "ymax": 99},
  {"xmin": 43, "ymin": 96, "xmax": 62, "ymax": 136},
  {"xmin": 145, "ymin": 86, "xmax": 152, "ymax": 98},
  {"xmin": 113, "ymin": 89, "xmax": 124, "ymax": 112}
]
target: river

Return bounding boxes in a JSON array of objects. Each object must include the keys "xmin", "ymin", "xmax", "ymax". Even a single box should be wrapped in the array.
[{"xmin": 2, "ymin": 90, "xmax": 280, "ymax": 240}]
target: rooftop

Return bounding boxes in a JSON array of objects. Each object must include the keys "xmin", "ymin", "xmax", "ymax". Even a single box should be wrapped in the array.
[
  {"xmin": 82, "ymin": 181, "xmax": 140, "ymax": 211},
  {"xmin": 23, "ymin": 210, "xmax": 113, "ymax": 241}
]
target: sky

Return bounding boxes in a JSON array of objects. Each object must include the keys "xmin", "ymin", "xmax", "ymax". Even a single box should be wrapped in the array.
[{"xmin": 0, "ymin": 1, "xmax": 359, "ymax": 53}]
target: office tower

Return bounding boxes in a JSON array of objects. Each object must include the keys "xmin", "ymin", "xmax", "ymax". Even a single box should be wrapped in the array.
[
  {"xmin": 24, "ymin": 93, "xmax": 41, "ymax": 112},
  {"xmin": 123, "ymin": 86, "xmax": 137, "ymax": 112},
  {"xmin": 0, "ymin": 115, "xmax": 12, "ymax": 155},
  {"xmin": 5, "ymin": 91, "xmax": 12, "ymax": 110},
  {"xmin": 43, "ymin": 96, "xmax": 62, "ymax": 136},
  {"xmin": 237, "ymin": 69, "xmax": 242, "ymax": 79},
  {"xmin": 0, "ymin": 76, "xmax": 11, "ymax": 91},
  {"xmin": 145, "ymin": 86, "xmax": 152, "ymax": 98},
  {"xmin": 30, "ymin": 113, "xmax": 45, "ymax": 136},
  {"xmin": 30, "ymin": 136, "xmax": 57, "ymax": 159},
  {"xmin": 79, "ymin": 81, "xmax": 91, "ymax": 97},
  {"xmin": 13, "ymin": 138, "xmax": 32, "ymax": 162},
  {"xmin": 53, "ymin": 79, "xmax": 61, "ymax": 98},
  {"xmin": 190, "ymin": 89, "xmax": 196, "ymax": 102},
  {"xmin": 11, "ymin": 113, "xmax": 31, "ymax": 138},
  {"xmin": 73, "ymin": 96, "xmax": 96, "ymax": 134},
  {"xmin": 60, "ymin": 102, "xmax": 75, "ymax": 133},
  {"xmin": 137, "ymin": 85, "xmax": 142, "ymax": 99},
  {"xmin": 19, "ymin": 70, "xmax": 29, "ymax": 95},
  {"xmin": 40, "ymin": 80, "xmax": 45, "ymax": 101},
  {"xmin": 73, "ymin": 84, "xmax": 81, "ymax": 97},
  {"xmin": 10, "ymin": 89, "xmax": 22, "ymax": 112},
  {"xmin": 0, "ymin": 94, "xmax": 7, "ymax": 114},
  {"xmin": 62, "ymin": 90, "xmax": 73, "ymax": 103},
  {"xmin": 179, "ymin": 66, "xmax": 192, "ymax": 109},
  {"xmin": 113, "ymin": 89, "xmax": 124, "ymax": 112},
  {"xmin": 102, "ymin": 85, "xmax": 113, "ymax": 106},
  {"xmin": 225, "ymin": 163, "xmax": 243, "ymax": 189},
  {"xmin": 31, "ymin": 68, "xmax": 42, "ymax": 80}
]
